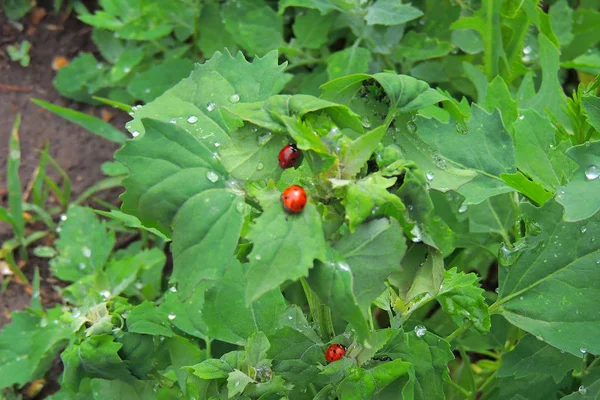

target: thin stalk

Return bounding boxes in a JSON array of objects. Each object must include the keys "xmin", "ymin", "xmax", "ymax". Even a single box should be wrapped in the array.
[
  {"xmin": 478, "ymin": 371, "xmax": 497, "ymax": 393},
  {"xmin": 445, "ymin": 322, "xmax": 473, "ymax": 343},
  {"xmin": 300, "ymin": 278, "xmax": 334, "ymax": 342},
  {"xmin": 446, "ymin": 378, "xmax": 472, "ymax": 398}
]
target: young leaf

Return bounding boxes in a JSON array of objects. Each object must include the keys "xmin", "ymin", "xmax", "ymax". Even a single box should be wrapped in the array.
[
  {"xmin": 50, "ymin": 206, "xmax": 116, "ymax": 282},
  {"xmin": 337, "ymin": 360, "xmax": 412, "ymax": 399},
  {"xmin": 437, "ymin": 268, "xmax": 491, "ymax": 333},
  {"xmin": 340, "ymin": 126, "xmax": 385, "ymax": 178},
  {"xmin": 245, "ymin": 191, "xmax": 327, "ymax": 303},
  {"xmin": 498, "ymin": 334, "xmax": 581, "ymax": 383},
  {"xmin": 125, "ymin": 301, "xmax": 174, "ymax": 337},
  {"xmin": 364, "ymin": 0, "xmax": 423, "ymax": 26},
  {"xmin": 555, "ymin": 141, "xmax": 600, "ymax": 221},
  {"xmin": 246, "ymin": 332, "xmax": 270, "ymax": 368},
  {"xmin": 189, "ymin": 359, "xmax": 234, "ymax": 380},
  {"xmin": 390, "ymin": 244, "xmax": 444, "ymax": 303},
  {"xmin": 497, "ymin": 200, "xmax": 600, "ymax": 356},
  {"xmin": 327, "ymin": 47, "xmax": 372, "ymax": 80},
  {"xmin": 227, "ymin": 369, "xmax": 254, "ymax": 398}
]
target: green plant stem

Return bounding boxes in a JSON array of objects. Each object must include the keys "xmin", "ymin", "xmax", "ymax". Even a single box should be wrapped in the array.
[
  {"xmin": 205, "ymin": 339, "xmax": 212, "ymax": 358},
  {"xmin": 300, "ymin": 278, "xmax": 334, "ymax": 342},
  {"xmin": 445, "ymin": 322, "xmax": 472, "ymax": 343},
  {"xmin": 478, "ymin": 371, "xmax": 497, "ymax": 393},
  {"xmin": 447, "ymin": 378, "xmax": 472, "ymax": 398},
  {"xmin": 285, "ymin": 58, "xmax": 325, "ymax": 72}
]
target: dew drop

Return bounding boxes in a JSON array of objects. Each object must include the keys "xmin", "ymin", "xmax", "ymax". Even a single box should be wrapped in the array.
[
  {"xmin": 288, "ymin": 315, "xmax": 293, "ymax": 320},
  {"xmin": 214, "ymin": 141, "xmax": 221, "ymax": 148},
  {"xmin": 187, "ymin": 115, "xmax": 198, "ymax": 124},
  {"xmin": 362, "ymin": 117, "xmax": 371, "ymax": 128},
  {"xmin": 168, "ymin": 313, "xmax": 177, "ymax": 320},
  {"xmin": 206, "ymin": 170, "xmax": 219, "ymax": 183},
  {"xmin": 337, "ymin": 262, "xmax": 351, "ymax": 272},
  {"xmin": 518, "ymin": 114, "xmax": 525, "ymax": 120},
  {"xmin": 581, "ymin": 226, "xmax": 587, "ymax": 233},
  {"xmin": 410, "ymin": 225, "xmax": 422, "ymax": 243},
  {"xmin": 536, "ymin": 335, "xmax": 544, "ymax": 341},
  {"xmin": 206, "ymin": 102, "xmax": 216, "ymax": 112},
  {"xmin": 169, "ymin": 286, "xmax": 177, "ymax": 293},
  {"xmin": 135, "ymin": 282, "xmax": 143, "ymax": 290},
  {"xmin": 329, "ymin": 126, "xmax": 340, "ymax": 136},
  {"xmin": 229, "ymin": 94, "xmax": 240, "ymax": 103},
  {"xmin": 579, "ymin": 385, "xmax": 587, "ymax": 395},
  {"xmin": 523, "ymin": 46, "xmax": 532, "ymax": 55},
  {"xmin": 458, "ymin": 204, "xmax": 468, "ymax": 213},
  {"xmin": 257, "ymin": 132, "xmax": 272, "ymax": 146},
  {"xmin": 100, "ymin": 290, "xmax": 110, "ymax": 301},
  {"xmin": 144, "ymin": 88, "xmax": 151, "ymax": 94},
  {"xmin": 82, "ymin": 247, "xmax": 92, "ymax": 258},
  {"xmin": 60, "ymin": 214, "xmax": 67, "ymax": 221},
  {"xmin": 495, "ymin": 288, "xmax": 499, "ymax": 293},
  {"xmin": 414, "ymin": 325, "xmax": 427, "ymax": 337},
  {"xmin": 169, "ymin": 118, "xmax": 176, "ymax": 124},
  {"xmin": 10, "ymin": 149, "xmax": 20, "ymax": 160},
  {"xmin": 40, "ymin": 318, "xmax": 48, "ymax": 328},
  {"xmin": 580, "ymin": 347, "xmax": 588, "ymax": 354},
  {"xmin": 426, "ymin": 171, "xmax": 435, "ymax": 181},
  {"xmin": 407, "ymin": 120, "xmax": 417, "ymax": 133},
  {"xmin": 454, "ymin": 123, "xmax": 467, "ymax": 135},
  {"xmin": 235, "ymin": 381, "xmax": 240, "ymax": 387},
  {"xmin": 256, "ymin": 162, "xmax": 264, "ymax": 170},
  {"xmin": 78, "ymin": 262, "xmax": 86, "ymax": 270},
  {"xmin": 131, "ymin": 131, "xmax": 140, "ymax": 138},
  {"xmin": 255, "ymin": 254, "xmax": 262, "ymax": 261},
  {"xmin": 585, "ymin": 165, "xmax": 599, "ymax": 180},
  {"xmin": 72, "ymin": 309, "xmax": 81, "ymax": 318}
]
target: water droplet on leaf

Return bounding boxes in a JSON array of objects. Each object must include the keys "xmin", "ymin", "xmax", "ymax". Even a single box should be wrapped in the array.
[
  {"xmin": 426, "ymin": 171, "xmax": 434, "ymax": 181},
  {"xmin": 168, "ymin": 313, "xmax": 176, "ymax": 320},
  {"xmin": 579, "ymin": 385, "xmax": 587, "ymax": 395},
  {"xmin": 256, "ymin": 162, "xmax": 264, "ymax": 170},
  {"xmin": 414, "ymin": 325, "xmax": 427, "ymax": 337},
  {"xmin": 206, "ymin": 170, "xmax": 219, "ymax": 183},
  {"xmin": 206, "ymin": 102, "xmax": 216, "ymax": 112},
  {"xmin": 585, "ymin": 165, "xmax": 599, "ymax": 180},
  {"xmin": 454, "ymin": 123, "xmax": 467, "ymax": 135},
  {"xmin": 187, "ymin": 116, "xmax": 198, "ymax": 124},
  {"xmin": 131, "ymin": 131, "xmax": 140, "ymax": 138},
  {"xmin": 82, "ymin": 247, "xmax": 91, "ymax": 258},
  {"xmin": 407, "ymin": 120, "xmax": 417, "ymax": 133},
  {"xmin": 257, "ymin": 132, "xmax": 272, "ymax": 146},
  {"xmin": 458, "ymin": 204, "xmax": 468, "ymax": 213},
  {"xmin": 229, "ymin": 94, "xmax": 240, "ymax": 103}
]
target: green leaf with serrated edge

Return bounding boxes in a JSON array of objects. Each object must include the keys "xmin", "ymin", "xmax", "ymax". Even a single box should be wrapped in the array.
[
  {"xmin": 556, "ymin": 141, "xmax": 600, "ymax": 221},
  {"xmin": 327, "ymin": 47, "xmax": 372, "ymax": 80},
  {"xmin": 165, "ymin": 336, "xmax": 205, "ymax": 393},
  {"xmin": 278, "ymin": 0, "xmax": 346, "ymax": 14},
  {"xmin": 521, "ymin": 34, "xmax": 570, "ymax": 129},
  {"xmin": 161, "ymin": 288, "xmax": 208, "ymax": 340},
  {"xmin": 61, "ymin": 335, "xmax": 135, "ymax": 391},
  {"xmin": 245, "ymin": 191, "xmax": 326, "ymax": 302},
  {"xmin": 467, "ymin": 193, "xmax": 516, "ymax": 236},
  {"xmin": 172, "ymin": 189, "xmax": 244, "ymax": 300},
  {"xmin": 246, "ymin": 332, "xmax": 270, "ymax": 368},
  {"xmin": 500, "ymin": 172, "xmax": 553, "ymax": 206},
  {"xmin": 293, "ymin": 9, "xmax": 333, "ymax": 49},
  {"xmin": 583, "ymin": 96, "xmax": 600, "ymax": 134},
  {"xmin": 220, "ymin": 125, "xmax": 288, "ymax": 182},
  {"xmin": 115, "ymin": 118, "xmax": 227, "ymax": 236},
  {"xmin": 197, "ymin": 3, "xmax": 238, "ymax": 57},
  {"xmin": 483, "ymin": 76, "xmax": 518, "ymax": 130},
  {"xmin": 462, "ymin": 62, "xmax": 487, "ymax": 102},
  {"xmin": 364, "ymin": 0, "xmax": 423, "ymax": 26},
  {"xmin": 116, "ymin": 333, "xmax": 153, "ymax": 379},
  {"xmin": 50, "ymin": 206, "xmax": 115, "ymax": 282},
  {"xmin": 203, "ymin": 260, "xmax": 286, "ymax": 345},
  {"xmin": 514, "ymin": 110, "xmax": 576, "ymax": 192},
  {"xmin": 390, "ymin": 244, "xmax": 444, "ymax": 303},
  {"xmin": 127, "ymin": 50, "xmax": 286, "ymax": 145},
  {"xmin": 486, "ymin": 375, "xmax": 567, "ymax": 400},
  {"xmin": 93, "ymin": 210, "xmax": 169, "ymax": 241},
  {"xmin": 497, "ymin": 200, "xmax": 600, "ymax": 356},
  {"xmin": 32, "ymin": 99, "xmax": 128, "ymax": 144},
  {"xmin": 54, "ymin": 53, "xmax": 108, "ymax": 103},
  {"xmin": 189, "ymin": 359, "xmax": 234, "ymax": 380},
  {"xmin": 125, "ymin": 301, "xmax": 174, "ymax": 337},
  {"xmin": 437, "ymin": 268, "xmax": 490, "ymax": 333},
  {"xmin": 90, "ymin": 379, "xmax": 158, "ymax": 400},
  {"xmin": 0, "ymin": 307, "xmax": 72, "ymax": 388},
  {"xmin": 561, "ymin": 9, "xmax": 600, "ymax": 61},
  {"xmin": 416, "ymin": 104, "xmax": 516, "ymax": 205},
  {"xmin": 222, "ymin": 0, "xmax": 283, "ymax": 56},
  {"xmin": 340, "ymin": 126, "xmax": 385, "ymax": 178},
  {"xmin": 335, "ymin": 218, "xmax": 406, "ymax": 312},
  {"xmin": 393, "ymin": 31, "xmax": 453, "ymax": 63},
  {"xmin": 307, "ymin": 249, "xmax": 370, "ymax": 343},
  {"xmin": 337, "ymin": 360, "xmax": 412, "ymax": 399},
  {"xmin": 343, "ymin": 173, "xmax": 408, "ymax": 233},
  {"xmin": 498, "ymin": 334, "xmax": 581, "ymax": 383},
  {"xmin": 126, "ymin": 59, "xmax": 194, "ymax": 103},
  {"xmin": 110, "ymin": 47, "xmax": 143, "ymax": 83},
  {"xmin": 227, "ymin": 369, "xmax": 254, "ymax": 398},
  {"xmin": 549, "ymin": 0, "xmax": 574, "ymax": 47},
  {"xmin": 378, "ymin": 330, "xmax": 454, "ymax": 400}
]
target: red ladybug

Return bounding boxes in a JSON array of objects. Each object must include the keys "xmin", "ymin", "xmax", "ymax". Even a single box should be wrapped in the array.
[
  {"xmin": 278, "ymin": 144, "xmax": 301, "ymax": 169},
  {"xmin": 281, "ymin": 185, "xmax": 307, "ymax": 214},
  {"xmin": 325, "ymin": 344, "xmax": 345, "ymax": 362}
]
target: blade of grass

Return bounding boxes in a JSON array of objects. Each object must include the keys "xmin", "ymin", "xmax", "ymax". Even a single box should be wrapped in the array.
[
  {"xmin": 46, "ymin": 153, "xmax": 71, "ymax": 208},
  {"xmin": 8, "ymin": 114, "xmax": 26, "ymax": 260},
  {"xmin": 43, "ymin": 175, "xmax": 67, "ymax": 209},
  {"xmin": 92, "ymin": 96, "xmax": 133, "ymax": 112},
  {"xmin": 23, "ymin": 203, "xmax": 56, "ymax": 230},
  {"xmin": 72, "ymin": 176, "xmax": 123, "ymax": 205},
  {"xmin": 30, "ymin": 268, "xmax": 42, "ymax": 313},
  {"xmin": 32, "ymin": 98, "xmax": 128, "ymax": 144},
  {"xmin": 3, "ymin": 251, "xmax": 29, "ymax": 286},
  {"xmin": 0, "ymin": 206, "xmax": 13, "ymax": 224},
  {"xmin": 32, "ymin": 143, "xmax": 50, "ymax": 207}
]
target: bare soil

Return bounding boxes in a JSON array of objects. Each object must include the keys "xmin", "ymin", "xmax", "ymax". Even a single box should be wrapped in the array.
[{"xmin": 0, "ymin": 2, "xmax": 128, "ymax": 331}]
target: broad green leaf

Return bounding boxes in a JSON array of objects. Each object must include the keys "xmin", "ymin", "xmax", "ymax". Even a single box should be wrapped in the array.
[
  {"xmin": 293, "ymin": 9, "xmax": 333, "ymax": 49},
  {"xmin": 126, "ymin": 60, "xmax": 194, "ymax": 103},
  {"xmin": 245, "ymin": 191, "xmax": 326, "ymax": 302},
  {"xmin": 5, "ymin": 0, "xmax": 32, "ymax": 20},
  {"xmin": 0, "ymin": 307, "xmax": 72, "ymax": 388},
  {"xmin": 197, "ymin": 3, "xmax": 238, "ymax": 56},
  {"xmin": 437, "ymin": 268, "xmax": 491, "ymax": 333},
  {"xmin": 561, "ymin": 364, "xmax": 600, "ymax": 399},
  {"xmin": 549, "ymin": 0, "xmax": 574, "ymax": 47},
  {"xmin": 32, "ymin": 99, "xmax": 127, "ymax": 144},
  {"xmin": 227, "ymin": 369, "xmax": 254, "ymax": 398},
  {"xmin": 110, "ymin": 47, "xmax": 144, "ymax": 83},
  {"xmin": 521, "ymin": 34, "xmax": 570, "ymax": 128},
  {"xmin": 364, "ymin": 0, "xmax": 423, "ymax": 26},
  {"xmin": 561, "ymin": 9, "xmax": 600, "ymax": 61},
  {"xmin": 54, "ymin": 53, "xmax": 108, "ymax": 103},
  {"xmin": 500, "ymin": 172, "xmax": 553, "ymax": 206},
  {"xmin": 466, "ymin": 193, "xmax": 516, "ymax": 237},
  {"xmin": 583, "ymin": 96, "xmax": 600, "ymax": 133},
  {"xmin": 393, "ymin": 31, "xmax": 453, "ymax": 63},
  {"xmin": 416, "ymin": 104, "xmax": 516, "ymax": 205},
  {"xmin": 116, "ymin": 118, "xmax": 228, "ymax": 235},
  {"xmin": 483, "ymin": 76, "xmax": 518, "ymax": 130},
  {"xmin": 497, "ymin": 200, "xmax": 600, "ymax": 356},
  {"xmin": 278, "ymin": 0, "xmax": 346, "ymax": 14},
  {"xmin": 246, "ymin": 332, "xmax": 270, "ymax": 368},
  {"xmin": 90, "ymin": 379, "xmax": 157, "ymax": 400},
  {"xmin": 498, "ymin": 334, "xmax": 581, "ymax": 383},
  {"xmin": 341, "ymin": 126, "xmax": 385, "ymax": 178},
  {"xmin": 514, "ymin": 110, "xmax": 575, "ymax": 192},
  {"xmin": 337, "ymin": 360, "xmax": 412, "ymax": 399},
  {"xmin": 462, "ymin": 62, "xmax": 488, "ymax": 102},
  {"xmin": 165, "ymin": 336, "xmax": 205, "ymax": 393},
  {"xmin": 189, "ymin": 359, "xmax": 233, "ymax": 380},
  {"xmin": 556, "ymin": 141, "xmax": 600, "ymax": 221},
  {"xmin": 125, "ymin": 301, "xmax": 174, "ymax": 337},
  {"xmin": 50, "ymin": 206, "xmax": 115, "ymax": 282},
  {"xmin": 62, "ymin": 335, "xmax": 135, "ymax": 391},
  {"xmin": 203, "ymin": 260, "xmax": 286, "ymax": 345},
  {"xmin": 327, "ymin": 47, "xmax": 372, "ymax": 80},
  {"xmin": 127, "ymin": 50, "xmax": 287, "ymax": 145},
  {"xmin": 104, "ymin": 248, "xmax": 166, "ymax": 298},
  {"xmin": 390, "ymin": 244, "xmax": 444, "ymax": 303},
  {"xmin": 487, "ymin": 375, "xmax": 568, "ymax": 400},
  {"xmin": 379, "ymin": 330, "xmax": 454, "ymax": 400},
  {"xmin": 222, "ymin": 0, "xmax": 283, "ymax": 56},
  {"xmin": 161, "ymin": 289, "xmax": 208, "ymax": 340}
]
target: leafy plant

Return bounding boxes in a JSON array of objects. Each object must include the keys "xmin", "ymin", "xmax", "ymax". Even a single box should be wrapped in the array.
[
  {"xmin": 6, "ymin": 40, "xmax": 31, "ymax": 67},
  {"xmin": 3, "ymin": 0, "xmax": 600, "ymax": 399}
]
